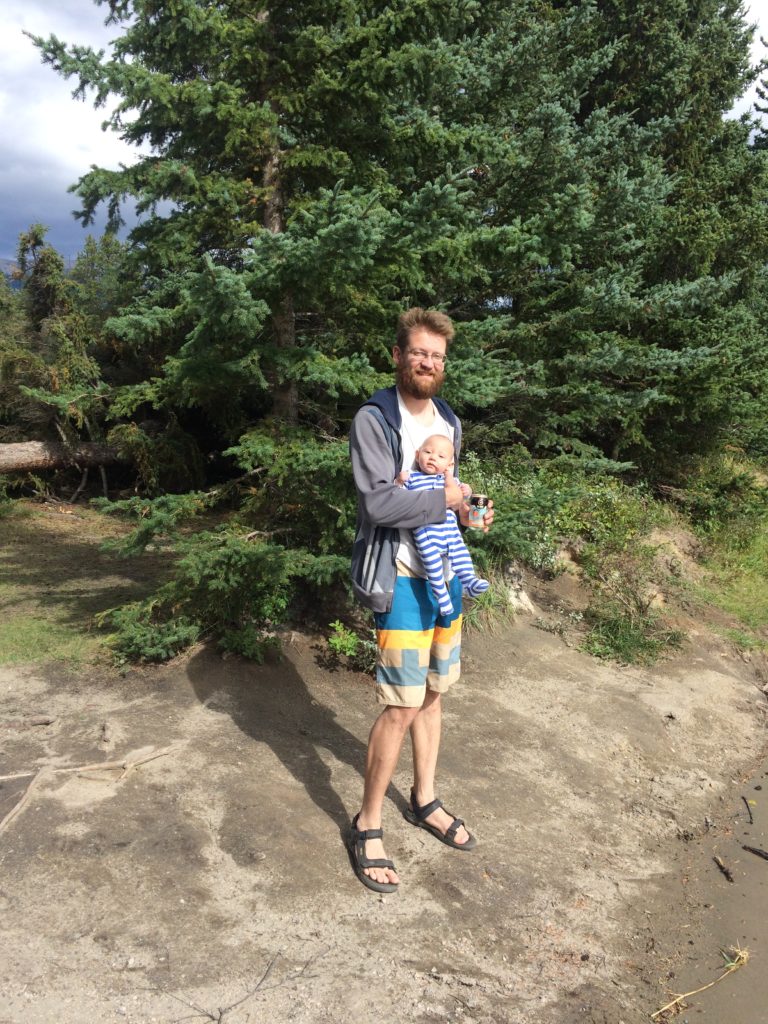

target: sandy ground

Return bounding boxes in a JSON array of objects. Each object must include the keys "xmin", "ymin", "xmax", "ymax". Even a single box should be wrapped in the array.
[{"xmin": 2, "ymin": 598, "xmax": 767, "ymax": 1024}]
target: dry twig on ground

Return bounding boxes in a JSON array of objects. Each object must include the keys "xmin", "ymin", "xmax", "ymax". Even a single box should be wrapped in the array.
[{"xmin": 652, "ymin": 945, "xmax": 749, "ymax": 1020}]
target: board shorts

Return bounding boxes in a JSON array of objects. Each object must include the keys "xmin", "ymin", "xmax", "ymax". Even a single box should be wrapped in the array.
[{"xmin": 373, "ymin": 564, "xmax": 462, "ymax": 707}]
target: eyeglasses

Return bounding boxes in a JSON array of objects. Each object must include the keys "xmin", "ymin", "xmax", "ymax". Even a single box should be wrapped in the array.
[{"xmin": 403, "ymin": 347, "xmax": 448, "ymax": 366}]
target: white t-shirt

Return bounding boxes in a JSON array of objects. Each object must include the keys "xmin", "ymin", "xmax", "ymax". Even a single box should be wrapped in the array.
[{"xmin": 396, "ymin": 392, "xmax": 455, "ymax": 577}]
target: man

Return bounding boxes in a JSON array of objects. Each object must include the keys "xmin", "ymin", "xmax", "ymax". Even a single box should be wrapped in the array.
[{"xmin": 348, "ymin": 307, "xmax": 493, "ymax": 893}]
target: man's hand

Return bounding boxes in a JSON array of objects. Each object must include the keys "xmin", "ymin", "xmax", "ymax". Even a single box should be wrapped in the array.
[
  {"xmin": 444, "ymin": 473, "xmax": 466, "ymax": 510},
  {"xmin": 457, "ymin": 496, "xmax": 495, "ymax": 533}
]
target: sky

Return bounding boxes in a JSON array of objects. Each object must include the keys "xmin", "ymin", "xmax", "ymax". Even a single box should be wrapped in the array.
[{"xmin": 1, "ymin": 2, "xmax": 768, "ymax": 263}]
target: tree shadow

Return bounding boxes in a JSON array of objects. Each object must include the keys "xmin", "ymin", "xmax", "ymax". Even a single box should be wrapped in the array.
[
  {"xmin": 0, "ymin": 510, "xmax": 170, "ymax": 625},
  {"xmin": 184, "ymin": 646, "xmax": 408, "ymax": 839}
]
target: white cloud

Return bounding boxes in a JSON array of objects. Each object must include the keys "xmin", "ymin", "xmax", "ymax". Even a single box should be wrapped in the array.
[{"xmin": 0, "ymin": 1, "xmax": 141, "ymax": 258}]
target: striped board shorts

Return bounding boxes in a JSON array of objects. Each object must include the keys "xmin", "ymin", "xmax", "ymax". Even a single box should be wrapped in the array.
[{"xmin": 374, "ymin": 565, "xmax": 462, "ymax": 707}]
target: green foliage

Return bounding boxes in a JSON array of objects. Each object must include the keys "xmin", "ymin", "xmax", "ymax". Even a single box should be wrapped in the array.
[
  {"xmin": 326, "ymin": 619, "xmax": 377, "ymax": 675},
  {"xmin": 102, "ymin": 602, "xmax": 200, "ymax": 664},
  {"xmin": 692, "ymin": 463, "xmax": 768, "ymax": 640},
  {"xmin": 2, "ymin": 0, "xmax": 765, "ymax": 662},
  {"xmin": 459, "ymin": 448, "xmax": 657, "ymax": 573},
  {"xmin": 667, "ymin": 454, "xmax": 768, "ymax": 537},
  {"xmin": 581, "ymin": 611, "xmax": 682, "ymax": 665},
  {"xmin": 0, "ymin": 476, "xmax": 14, "ymax": 518},
  {"xmin": 95, "ymin": 491, "xmax": 210, "ymax": 556},
  {"xmin": 227, "ymin": 425, "xmax": 357, "ymax": 557},
  {"xmin": 100, "ymin": 528, "xmax": 292, "ymax": 663},
  {"xmin": 106, "ymin": 420, "xmax": 205, "ymax": 493}
]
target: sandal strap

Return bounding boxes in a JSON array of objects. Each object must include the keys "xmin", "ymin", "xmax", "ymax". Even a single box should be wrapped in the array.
[
  {"xmin": 357, "ymin": 852, "xmax": 396, "ymax": 871},
  {"xmin": 410, "ymin": 790, "xmax": 443, "ymax": 821},
  {"xmin": 351, "ymin": 813, "xmax": 383, "ymax": 842},
  {"xmin": 352, "ymin": 825, "xmax": 383, "ymax": 841},
  {"xmin": 445, "ymin": 817, "xmax": 464, "ymax": 841}
]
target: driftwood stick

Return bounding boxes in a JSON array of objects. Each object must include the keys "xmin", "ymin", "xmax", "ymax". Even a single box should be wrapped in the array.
[
  {"xmin": 0, "ymin": 744, "xmax": 182, "ymax": 784},
  {"xmin": 742, "ymin": 844, "xmax": 768, "ymax": 862},
  {"xmin": 0, "ymin": 768, "xmax": 52, "ymax": 834},
  {"xmin": 741, "ymin": 796, "xmax": 755, "ymax": 824},
  {"xmin": 714, "ymin": 855, "xmax": 735, "ymax": 882}
]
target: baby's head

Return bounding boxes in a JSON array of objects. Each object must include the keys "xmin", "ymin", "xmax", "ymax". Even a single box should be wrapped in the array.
[{"xmin": 416, "ymin": 434, "xmax": 454, "ymax": 476}]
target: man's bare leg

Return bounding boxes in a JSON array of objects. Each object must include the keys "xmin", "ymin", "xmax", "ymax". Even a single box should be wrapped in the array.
[
  {"xmin": 356, "ymin": 703, "xmax": 420, "ymax": 885},
  {"xmin": 410, "ymin": 690, "xmax": 471, "ymax": 844}
]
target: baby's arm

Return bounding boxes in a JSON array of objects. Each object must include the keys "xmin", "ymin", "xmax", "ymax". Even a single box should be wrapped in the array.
[
  {"xmin": 395, "ymin": 470, "xmax": 411, "ymax": 487},
  {"xmin": 454, "ymin": 475, "xmax": 471, "ymax": 499}
]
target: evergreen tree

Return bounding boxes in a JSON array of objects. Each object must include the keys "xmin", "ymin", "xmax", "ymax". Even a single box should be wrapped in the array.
[{"xmin": 24, "ymin": 0, "xmax": 768, "ymax": 656}]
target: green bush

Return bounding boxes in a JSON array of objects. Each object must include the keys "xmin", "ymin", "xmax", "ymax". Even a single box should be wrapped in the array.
[
  {"xmin": 103, "ymin": 602, "xmax": 200, "ymax": 664},
  {"xmin": 326, "ymin": 619, "xmax": 377, "ymax": 674},
  {"xmin": 460, "ymin": 448, "xmax": 661, "ymax": 573},
  {"xmin": 99, "ymin": 527, "xmax": 292, "ymax": 663},
  {"xmin": 671, "ymin": 454, "xmax": 768, "ymax": 539}
]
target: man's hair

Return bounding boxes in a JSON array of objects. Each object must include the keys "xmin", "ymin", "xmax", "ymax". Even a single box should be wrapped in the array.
[{"xmin": 395, "ymin": 307, "xmax": 455, "ymax": 349}]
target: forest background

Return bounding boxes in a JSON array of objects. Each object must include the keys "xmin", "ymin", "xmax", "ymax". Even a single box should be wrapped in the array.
[{"xmin": 2, "ymin": 0, "xmax": 768, "ymax": 667}]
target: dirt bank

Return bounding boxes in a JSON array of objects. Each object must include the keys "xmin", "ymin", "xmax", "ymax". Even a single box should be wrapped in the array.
[{"xmin": 1, "ymin": 605, "xmax": 767, "ymax": 1023}]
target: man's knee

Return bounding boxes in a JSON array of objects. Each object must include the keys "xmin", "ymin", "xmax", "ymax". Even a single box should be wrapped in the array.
[{"xmin": 381, "ymin": 703, "xmax": 422, "ymax": 730}]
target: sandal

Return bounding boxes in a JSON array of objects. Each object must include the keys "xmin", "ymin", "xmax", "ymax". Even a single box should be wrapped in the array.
[
  {"xmin": 348, "ymin": 813, "xmax": 399, "ymax": 894},
  {"xmin": 403, "ymin": 788, "xmax": 477, "ymax": 850}
]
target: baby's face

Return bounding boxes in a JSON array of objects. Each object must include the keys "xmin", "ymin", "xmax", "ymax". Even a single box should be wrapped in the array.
[{"xmin": 417, "ymin": 438, "xmax": 454, "ymax": 476}]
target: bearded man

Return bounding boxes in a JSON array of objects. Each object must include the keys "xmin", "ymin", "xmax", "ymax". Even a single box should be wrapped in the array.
[{"xmin": 348, "ymin": 307, "xmax": 493, "ymax": 892}]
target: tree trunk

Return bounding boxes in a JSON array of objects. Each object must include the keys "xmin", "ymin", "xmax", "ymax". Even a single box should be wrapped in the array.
[
  {"xmin": 0, "ymin": 442, "xmax": 124, "ymax": 474},
  {"xmin": 263, "ymin": 141, "xmax": 299, "ymax": 425}
]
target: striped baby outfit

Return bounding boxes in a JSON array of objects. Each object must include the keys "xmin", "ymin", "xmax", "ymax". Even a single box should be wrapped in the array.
[{"xmin": 403, "ymin": 471, "xmax": 489, "ymax": 616}]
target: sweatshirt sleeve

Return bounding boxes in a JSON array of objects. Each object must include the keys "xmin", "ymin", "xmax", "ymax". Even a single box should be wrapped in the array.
[{"xmin": 350, "ymin": 409, "xmax": 447, "ymax": 529}]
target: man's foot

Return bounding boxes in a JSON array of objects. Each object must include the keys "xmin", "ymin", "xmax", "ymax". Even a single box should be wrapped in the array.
[
  {"xmin": 404, "ymin": 790, "xmax": 477, "ymax": 850},
  {"xmin": 349, "ymin": 814, "xmax": 400, "ymax": 893}
]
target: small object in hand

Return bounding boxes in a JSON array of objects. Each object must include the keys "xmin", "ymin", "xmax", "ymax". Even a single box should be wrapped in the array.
[{"xmin": 467, "ymin": 493, "xmax": 489, "ymax": 528}]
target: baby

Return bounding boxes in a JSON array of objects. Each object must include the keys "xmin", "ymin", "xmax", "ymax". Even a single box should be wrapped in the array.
[{"xmin": 397, "ymin": 434, "xmax": 490, "ymax": 616}]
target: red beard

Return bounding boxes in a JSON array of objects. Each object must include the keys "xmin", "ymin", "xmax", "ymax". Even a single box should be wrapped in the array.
[{"xmin": 396, "ymin": 363, "xmax": 445, "ymax": 399}]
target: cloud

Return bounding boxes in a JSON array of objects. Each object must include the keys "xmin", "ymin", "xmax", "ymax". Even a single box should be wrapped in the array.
[{"xmin": 0, "ymin": 1, "xmax": 141, "ymax": 259}]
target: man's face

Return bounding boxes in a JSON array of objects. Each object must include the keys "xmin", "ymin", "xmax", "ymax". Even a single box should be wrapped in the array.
[{"xmin": 393, "ymin": 328, "xmax": 447, "ymax": 399}]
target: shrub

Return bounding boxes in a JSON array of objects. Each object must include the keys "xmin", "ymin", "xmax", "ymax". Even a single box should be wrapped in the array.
[
  {"xmin": 326, "ymin": 619, "xmax": 377, "ymax": 674},
  {"xmin": 99, "ymin": 527, "xmax": 292, "ymax": 663}
]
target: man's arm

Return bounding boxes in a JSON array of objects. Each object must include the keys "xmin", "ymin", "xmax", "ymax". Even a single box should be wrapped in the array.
[{"xmin": 350, "ymin": 410, "xmax": 446, "ymax": 530}]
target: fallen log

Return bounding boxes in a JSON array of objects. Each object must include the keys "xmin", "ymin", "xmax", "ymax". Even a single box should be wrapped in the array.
[{"xmin": 0, "ymin": 441, "xmax": 124, "ymax": 474}]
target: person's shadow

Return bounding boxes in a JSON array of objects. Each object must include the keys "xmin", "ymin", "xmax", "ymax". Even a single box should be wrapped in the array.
[{"xmin": 185, "ymin": 645, "xmax": 408, "ymax": 842}]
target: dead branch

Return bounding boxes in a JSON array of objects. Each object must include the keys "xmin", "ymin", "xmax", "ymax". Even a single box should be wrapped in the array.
[
  {"xmin": 0, "ymin": 744, "xmax": 182, "ymax": 784},
  {"xmin": 651, "ymin": 945, "xmax": 748, "ymax": 1019},
  {"xmin": 165, "ymin": 948, "xmax": 327, "ymax": 1023},
  {"xmin": 0, "ymin": 767, "xmax": 53, "ymax": 834},
  {"xmin": 741, "ymin": 796, "xmax": 754, "ymax": 825},
  {"xmin": 742, "ymin": 844, "xmax": 768, "ymax": 861},
  {"xmin": 0, "ymin": 441, "xmax": 126, "ymax": 474},
  {"xmin": 714, "ymin": 855, "xmax": 734, "ymax": 882},
  {"xmin": 70, "ymin": 466, "xmax": 89, "ymax": 502}
]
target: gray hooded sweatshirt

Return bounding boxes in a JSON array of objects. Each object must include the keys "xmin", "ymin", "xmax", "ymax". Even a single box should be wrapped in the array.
[{"xmin": 349, "ymin": 385, "xmax": 462, "ymax": 612}]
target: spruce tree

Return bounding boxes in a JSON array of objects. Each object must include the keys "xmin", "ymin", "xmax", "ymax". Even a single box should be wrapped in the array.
[{"xmin": 26, "ymin": 0, "xmax": 768, "ymax": 655}]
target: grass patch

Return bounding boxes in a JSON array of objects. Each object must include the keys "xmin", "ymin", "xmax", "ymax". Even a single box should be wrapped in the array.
[
  {"xmin": 581, "ymin": 611, "xmax": 683, "ymax": 665},
  {"xmin": 694, "ymin": 512, "xmax": 768, "ymax": 650},
  {"xmin": 462, "ymin": 575, "xmax": 513, "ymax": 632},
  {"xmin": 0, "ymin": 498, "xmax": 170, "ymax": 667},
  {"xmin": 720, "ymin": 627, "xmax": 768, "ymax": 652},
  {"xmin": 0, "ymin": 609, "xmax": 104, "ymax": 666}
]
